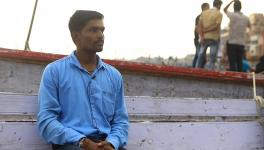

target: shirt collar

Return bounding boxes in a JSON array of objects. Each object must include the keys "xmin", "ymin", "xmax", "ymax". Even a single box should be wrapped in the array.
[{"xmin": 69, "ymin": 51, "xmax": 106, "ymax": 71}]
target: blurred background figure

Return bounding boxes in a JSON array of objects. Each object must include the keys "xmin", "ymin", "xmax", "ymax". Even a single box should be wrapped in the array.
[
  {"xmin": 224, "ymin": 0, "xmax": 250, "ymax": 72},
  {"xmin": 196, "ymin": 0, "xmax": 223, "ymax": 70},
  {"xmin": 192, "ymin": 3, "xmax": 210, "ymax": 68},
  {"xmin": 256, "ymin": 56, "xmax": 264, "ymax": 73}
]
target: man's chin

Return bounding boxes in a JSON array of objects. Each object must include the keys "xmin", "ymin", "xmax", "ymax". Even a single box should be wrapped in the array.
[
  {"xmin": 96, "ymin": 48, "xmax": 103, "ymax": 52},
  {"xmin": 81, "ymin": 47, "xmax": 103, "ymax": 53}
]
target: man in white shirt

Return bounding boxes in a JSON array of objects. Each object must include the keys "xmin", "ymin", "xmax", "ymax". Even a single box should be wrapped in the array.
[{"xmin": 224, "ymin": 0, "xmax": 250, "ymax": 72}]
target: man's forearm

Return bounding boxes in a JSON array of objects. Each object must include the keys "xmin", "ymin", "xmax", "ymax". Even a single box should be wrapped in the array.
[
  {"xmin": 37, "ymin": 114, "xmax": 85, "ymax": 144},
  {"xmin": 224, "ymin": 0, "xmax": 234, "ymax": 13},
  {"xmin": 203, "ymin": 24, "xmax": 220, "ymax": 33}
]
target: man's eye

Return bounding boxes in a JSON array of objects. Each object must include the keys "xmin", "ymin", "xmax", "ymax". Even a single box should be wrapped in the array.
[
  {"xmin": 89, "ymin": 28, "xmax": 104, "ymax": 33},
  {"xmin": 91, "ymin": 28, "xmax": 98, "ymax": 32}
]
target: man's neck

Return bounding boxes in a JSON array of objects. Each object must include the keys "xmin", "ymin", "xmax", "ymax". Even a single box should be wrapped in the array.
[
  {"xmin": 214, "ymin": 6, "xmax": 220, "ymax": 10},
  {"xmin": 75, "ymin": 49, "xmax": 98, "ymax": 73}
]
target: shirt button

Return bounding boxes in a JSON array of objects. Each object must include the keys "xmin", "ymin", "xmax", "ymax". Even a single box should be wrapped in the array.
[{"xmin": 92, "ymin": 119, "xmax": 97, "ymax": 126}]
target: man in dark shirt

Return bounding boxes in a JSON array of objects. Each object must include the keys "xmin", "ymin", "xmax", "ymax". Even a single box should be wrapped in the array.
[{"xmin": 192, "ymin": 3, "xmax": 210, "ymax": 68}]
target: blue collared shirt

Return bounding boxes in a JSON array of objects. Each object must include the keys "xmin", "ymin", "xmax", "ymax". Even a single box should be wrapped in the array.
[{"xmin": 37, "ymin": 51, "xmax": 129, "ymax": 149}]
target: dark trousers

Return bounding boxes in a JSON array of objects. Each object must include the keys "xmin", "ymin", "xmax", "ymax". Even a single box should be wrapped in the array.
[
  {"xmin": 52, "ymin": 144, "xmax": 126, "ymax": 150},
  {"xmin": 52, "ymin": 144, "xmax": 82, "ymax": 150},
  {"xmin": 192, "ymin": 40, "xmax": 206, "ymax": 68},
  {"xmin": 192, "ymin": 40, "xmax": 200, "ymax": 68},
  {"xmin": 52, "ymin": 135, "xmax": 126, "ymax": 150},
  {"xmin": 226, "ymin": 42, "xmax": 244, "ymax": 72}
]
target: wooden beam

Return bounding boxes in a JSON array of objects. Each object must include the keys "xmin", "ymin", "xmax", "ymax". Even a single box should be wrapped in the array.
[
  {"xmin": 1, "ymin": 48, "xmax": 264, "ymax": 85},
  {"xmin": 0, "ymin": 122, "xmax": 263, "ymax": 150}
]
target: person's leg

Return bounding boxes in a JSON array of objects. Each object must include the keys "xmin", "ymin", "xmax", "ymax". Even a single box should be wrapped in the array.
[
  {"xmin": 237, "ymin": 45, "xmax": 245, "ymax": 72},
  {"xmin": 196, "ymin": 41, "xmax": 209, "ymax": 68},
  {"xmin": 227, "ymin": 42, "xmax": 237, "ymax": 71},
  {"xmin": 52, "ymin": 144, "xmax": 82, "ymax": 150},
  {"xmin": 233, "ymin": 44, "xmax": 240, "ymax": 71},
  {"xmin": 192, "ymin": 42, "xmax": 200, "ymax": 68},
  {"xmin": 208, "ymin": 40, "xmax": 219, "ymax": 70}
]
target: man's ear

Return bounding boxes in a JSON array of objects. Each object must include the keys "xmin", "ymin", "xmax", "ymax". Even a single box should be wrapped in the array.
[{"xmin": 71, "ymin": 32, "xmax": 80, "ymax": 45}]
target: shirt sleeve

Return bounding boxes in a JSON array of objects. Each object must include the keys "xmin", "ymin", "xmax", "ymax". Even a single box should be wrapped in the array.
[
  {"xmin": 198, "ymin": 13, "xmax": 204, "ymax": 29},
  {"xmin": 106, "ymin": 75, "xmax": 129, "ymax": 150},
  {"xmin": 195, "ymin": 15, "xmax": 200, "ymax": 26},
  {"xmin": 37, "ymin": 64, "xmax": 85, "ymax": 144},
  {"xmin": 216, "ymin": 12, "xmax": 223, "ymax": 25}
]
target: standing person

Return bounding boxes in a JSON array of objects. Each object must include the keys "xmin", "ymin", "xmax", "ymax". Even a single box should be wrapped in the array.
[
  {"xmin": 192, "ymin": 3, "xmax": 210, "ymax": 68},
  {"xmin": 196, "ymin": 0, "xmax": 223, "ymax": 70},
  {"xmin": 37, "ymin": 10, "xmax": 129, "ymax": 150},
  {"xmin": 224, "ymin": 0, "xmax": 250, "ymax": 72}
]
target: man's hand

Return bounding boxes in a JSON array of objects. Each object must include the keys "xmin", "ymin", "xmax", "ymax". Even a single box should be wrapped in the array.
[
  {"xmin": 199, "ymin": 35, "xmax": 205, "ymax": 44},
  {"xmin": 82, "ymin": 138, "xmax": 104, "ymax": 150},
  {"xmin": 97, "ymin": 141, "xmax": 115, "ymax": 150}
]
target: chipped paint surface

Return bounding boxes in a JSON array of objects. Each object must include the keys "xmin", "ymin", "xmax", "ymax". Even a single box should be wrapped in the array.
[
  {"xmin": 0, "ymin": 48, "xmax": 264, "ymax": 85},
  {"xmin": 1, "ymin": 48, "xmax": 264, "ymax": 98},
  {"xmin": 0, "ymin": 94, "xmax": 264, "ymax": 150},
  {"xmin": 1, "ymin": 49, "xmax": 264, "ymax": 149},
  {"xmin": 1, "ymin": 59, "xmax": 264, "ymax": 98}
]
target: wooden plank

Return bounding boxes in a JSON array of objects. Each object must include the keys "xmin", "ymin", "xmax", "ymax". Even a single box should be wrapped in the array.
[
  {"xmin": 127, "ymin": 122, "xmax": 264, "ymax": 150},
  {"xmin": 0, "ymin": 122, "xmax": 263, "ymax": 150},
  {"xmin": 129, "ymin": 115, "xmax": 262, "ymax": 122},
  {"xmin": 1, "ymin": 115, "xmax": 262, "ymax": 123},
  {"xmin": 127, "ymin": 97, "xmax": 258, "ymax": 116},
  {"xmin": 0, "ymin": 93, "xmax": 38, "ymax": 115},
  {"xmin": 0, "ymin": 93, "xmax": 258, "ymax": 117},
  {"xmin": 1, "ymin": 48, "xmax": 264, "ymax": 85},
  {"xmin": 0, "ymin": 122, "xmax": 50, "ymax": 150}
]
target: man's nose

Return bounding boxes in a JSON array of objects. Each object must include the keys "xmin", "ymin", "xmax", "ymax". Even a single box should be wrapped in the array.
[{"xmin": 98, "ymin": 31, "xmax": 104, "ymax": 39}]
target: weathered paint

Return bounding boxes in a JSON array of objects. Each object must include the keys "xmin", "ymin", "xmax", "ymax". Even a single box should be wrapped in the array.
[
  {"xmin": 1, "ymin": 48, "xmax": 264, "ymax": 98},
  {"xmin": 0, "ymin": 93, "xmax": 260, "ymax": 121},
  {"xmin": 0, "ymin": 122, "xmax": 51, "ymax": 150},
  {"xmin": 0, "ymin": 48, "xmax": 263, "ymax": 85},
  {"xmin": 0, "ymin": 122, "xmax": 263, "ymax": 150},
  {"xmin": 127, "ymin": 122, "xmax": 264, "ymax": 150},
  {"xmin": 0, "ymin": 93, "xmax": 264, "ymax": 150}
]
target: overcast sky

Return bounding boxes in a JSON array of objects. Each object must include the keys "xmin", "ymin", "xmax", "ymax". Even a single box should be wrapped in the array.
[{"xmin": 0, "ymin": 0, "xmax": 263, "ymax": 59}]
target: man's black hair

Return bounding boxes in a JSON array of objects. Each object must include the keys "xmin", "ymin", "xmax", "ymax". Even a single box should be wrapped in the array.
[
  {"xmin": 69, "ymin": 10, "xmax": 104, "ymax": 33},
  {"xmin": 201, "ymin": 3, "xmax": 209, "ymax": 10},
  {"xmin": 213, "ymin": 0, "xmax": 222, "ymax": 7},
  {"xmin": 234, "ymin": 1, "xmax": 242, "ymax": 12}
]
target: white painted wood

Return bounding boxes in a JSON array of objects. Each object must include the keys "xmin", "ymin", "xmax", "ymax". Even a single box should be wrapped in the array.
[
  {"xmin": 127, "ymin": 122, "xmax": 264, "ymax": 150},
  {"xmin": 0, "ymin": 93, "xmax": 258, "ymax": 117},
  {"xmin": 127, "ymin": 97, "xmax": 258, "ymax": 116},
  {"xmin": 0, "ymin": 93, "xmax": 263, "ymax": 150},
  {"xmin": 0, "ymin": 122, "xmax": 50, "ymax": 150},
  {"xmin": 0, "ymin": 122, "xmax": 263, "ymax": 150},
  {"xmin": 0, "ymin": 93, "xmax": 38, "ymax": 115}
]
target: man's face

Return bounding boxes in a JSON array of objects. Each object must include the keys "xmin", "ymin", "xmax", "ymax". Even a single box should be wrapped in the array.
[{"xmin": 74, "ymin": 19, "xmax": 105, "ymax": 53}]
